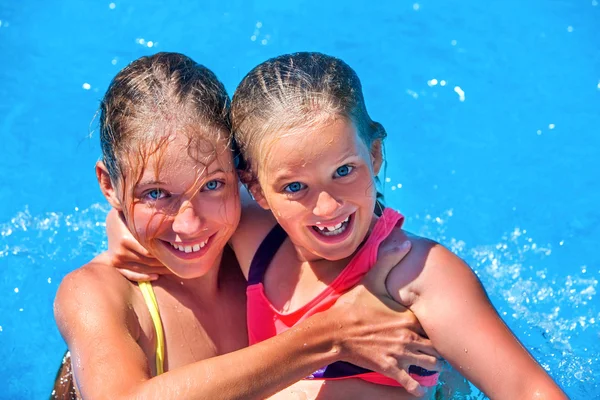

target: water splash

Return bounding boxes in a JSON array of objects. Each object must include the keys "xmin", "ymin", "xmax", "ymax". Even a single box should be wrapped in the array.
[
  {"xmin": 1, "ymin": 205, "xmax": 597, "ymax": 398},
  {"xmin": 0, "ymin": 203, "xmax": 110, "ymax": 264},
  {"xmin": 407, "ymin": 211, "xmax": 599, "ymax": 397}
]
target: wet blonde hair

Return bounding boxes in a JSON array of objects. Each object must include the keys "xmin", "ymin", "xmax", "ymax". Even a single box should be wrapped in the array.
[
  {"xmin": 231, "ymin": 52, "xmax": 386, "ymax": 207},
  {"xmin": 99, "ymin": 52, "xmax": 231, "ymax": 190}
]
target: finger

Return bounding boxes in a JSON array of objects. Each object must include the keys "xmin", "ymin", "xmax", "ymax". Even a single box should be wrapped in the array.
[
  {"xmin": 117, "ymin": 263, "xmax": 172, "ymax": 275},
  {"xmin": 115, "ymin": 252, "xmax": 164, "ymax": 268},
  {"xmin": 409, "ymin": 338, "xmax": 442, "ymax": 360},
  {"xmin": 123, "ymin": 237, "xmax": 155, "ymax": 259},
  {"xmin": 386, "ymin": 368, "xmax": 426, "ymax": 397},
  {"xmin": 140, "ymin": 266, "xmax": 173, "ymax": 275},
  {"xmin": 363, "ymin": 240, "xmax": 411, "ymax": 293},
  {"xmin": 117, "ymin": 268, "xmax": 159, "ymax": 282},
  {"xmin": 403, "ymin": 353, "xmax": 445, "ymax": 372}
]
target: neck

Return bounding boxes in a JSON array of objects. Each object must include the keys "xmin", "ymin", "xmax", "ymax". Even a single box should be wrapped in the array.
[{"xmin": 159, "ymin": 251, "xmax": 225, "ymax": 298}]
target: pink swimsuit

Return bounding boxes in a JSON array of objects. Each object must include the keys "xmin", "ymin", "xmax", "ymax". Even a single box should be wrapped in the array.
[{"xmin": 246, "ymin": 208, "xmax": 439, "ymax": 387}]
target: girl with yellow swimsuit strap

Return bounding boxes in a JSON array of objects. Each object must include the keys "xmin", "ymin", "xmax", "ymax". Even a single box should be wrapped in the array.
[{"xmin": 138, "ymin": 281, "xmax": 165, "ymax": 375}]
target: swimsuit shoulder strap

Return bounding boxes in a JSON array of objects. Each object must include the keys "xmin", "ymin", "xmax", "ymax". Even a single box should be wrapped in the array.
[
  {"xmin": 138, "ymin": 281, "xmax": 165, "ymax": 375},
  {"xmin": 247, "ymin": 224, "xmax": 288, "ymax": 285}
]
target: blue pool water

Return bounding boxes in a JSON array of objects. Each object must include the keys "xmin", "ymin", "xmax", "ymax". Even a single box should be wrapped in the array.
[{"xmin": 1, "ymin": 1, "xmax": 598, "ymax": 398}]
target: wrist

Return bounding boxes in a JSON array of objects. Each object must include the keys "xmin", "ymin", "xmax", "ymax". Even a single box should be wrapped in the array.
[
  {"xmin": 314, "ymin": 306, "xmax": 357, "ymax": 363},
  {"xmin": 295, "ymin": 308, "xmax": 347, "ymax": 365}
]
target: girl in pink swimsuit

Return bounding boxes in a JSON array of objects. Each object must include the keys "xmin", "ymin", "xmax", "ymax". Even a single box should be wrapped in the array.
[{"xmin": 228, "ymin": 52, "xmax": 566, "ymax": 399}]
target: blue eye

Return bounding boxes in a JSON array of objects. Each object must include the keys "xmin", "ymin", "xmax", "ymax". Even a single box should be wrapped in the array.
[
  {"xmin": 203, "ymin": 180, "xmax": 223, "ymax": 191},
  {"xmin": 145, "ymin": 188, "xmax": 167, "ymax": 201},
  {"xmin": 284, "ymin": 182, "xmax": 305, "ymax": 193},
  {"xmin": 335, "ymin": 165, "xmax": 353, "ymax": 178}
]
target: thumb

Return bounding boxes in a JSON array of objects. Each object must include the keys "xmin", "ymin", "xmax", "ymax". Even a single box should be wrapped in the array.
[
  {"xmin": 117, "ymin": 268, "xmax": 159, "ymax": 282},
  {"xmin": 363, "ymin": 239, "xmax": 411, "ymax": 294}
]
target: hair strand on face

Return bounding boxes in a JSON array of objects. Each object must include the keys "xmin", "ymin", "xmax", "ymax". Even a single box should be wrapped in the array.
[{"xmin": 98, "ymin": 52, "xmax": 234, "ymax": 238}]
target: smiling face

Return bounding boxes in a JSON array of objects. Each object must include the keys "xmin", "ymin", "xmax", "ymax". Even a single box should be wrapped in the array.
[
  {"xmin": 254, "ymin": 117, "xmax": 382, "ymax": 262},
  {"xmin": 122, "ymin": 131, "xmax": 241, "ymax": 279}
]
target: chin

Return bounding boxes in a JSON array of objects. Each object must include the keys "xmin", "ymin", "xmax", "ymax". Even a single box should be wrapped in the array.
[
  {"xmin": 158, "ymin": 255, "xmax": 216, "ymax": 279},
  {"xmin": 312, "ymin": 245, "xmax": 356, "ymax": 261},
  {"xmin": 168, "ymin": 264, "xmax": 212, "ymax": 279}
]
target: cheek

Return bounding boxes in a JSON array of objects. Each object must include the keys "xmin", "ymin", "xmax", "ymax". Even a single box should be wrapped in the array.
[
  {"xmin": 212, "ymin": 189, "xmax": 242, "ymax": 229},
  {"xmin": 270, "ymin": 200, "xmax": 304, "ymax": 225},
  {"xmin": 131, "ymin": 206, "xmax": 170, "ymax": 242},
  {"xmin": 347, "ymin": 173, "xmax": 377, "ymax": 198}
]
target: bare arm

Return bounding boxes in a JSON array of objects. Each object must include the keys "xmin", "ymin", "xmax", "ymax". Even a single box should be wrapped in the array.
[
  {"xmin": 385, "ymin": 235, "xmax": 567, "ymax": 399},
  {"xmin": 56, "ymin": 264, "xmax": 343, "ymax": 400},
  {"xmin": 55, "ymin": 241, "xmax": 439, "ymax": 399}
]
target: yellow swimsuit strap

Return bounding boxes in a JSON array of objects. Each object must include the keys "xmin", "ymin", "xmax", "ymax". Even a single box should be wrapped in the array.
[{"xmin": 137, "ymin": 281, "xmax": 165, "ymax": 375}]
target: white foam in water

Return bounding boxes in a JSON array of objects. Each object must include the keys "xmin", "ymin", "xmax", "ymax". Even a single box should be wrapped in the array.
[
  {"xmin": 0, "ymin": 203, "xmax": 110, "ymax": 263},
  {"xmin": 406, "ymin": 211, "xmax": 599, "ymax": 396}
]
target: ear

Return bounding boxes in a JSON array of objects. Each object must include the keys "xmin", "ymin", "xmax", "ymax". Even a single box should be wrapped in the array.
[
  {"xmin": 370, "ymin": 139, "xmax": 383, "ymax": 176},
  {"xmin": 248, "ymin": 182, "xmax": 270, "ymax": 210},
  {"xmin": 96, "ymin": 161, "xmax": 123, "ymax": 211},
  {"xmin": 238, "ymin": 169, "xmax": 270, "ymax": 210}
]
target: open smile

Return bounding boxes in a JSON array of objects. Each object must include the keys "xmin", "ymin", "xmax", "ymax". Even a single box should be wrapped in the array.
[
  {"xmin": 160, "ymin": 234, "xmax": 215, "ymax": 260},
  {"xmin": 309, "ymin": 213, "xmax": 355, "ymax": 243}
]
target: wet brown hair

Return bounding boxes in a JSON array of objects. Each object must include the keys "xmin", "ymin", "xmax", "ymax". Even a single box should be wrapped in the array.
[
  {"xmin": 99, "ymin": 52, "xmax": 232, "ymax": 200},
  {"xmin": 231, "ymin": 52, "xmax": 386, "ymax": 211}
]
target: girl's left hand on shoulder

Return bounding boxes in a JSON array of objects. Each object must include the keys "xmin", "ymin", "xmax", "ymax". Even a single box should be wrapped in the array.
[{"xmin": 105, "ymin": 208, "xmax": 170, "ymax": 281}]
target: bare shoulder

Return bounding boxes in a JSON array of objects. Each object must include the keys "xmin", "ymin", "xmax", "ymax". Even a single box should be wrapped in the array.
[
  {"xmin": 237, "ymin": 185, "xmax": 276, "ymax": 232},
  {"xmin": 54, "ymin": 254, "xmax": 137, "ymax": 341},
  {"xmin": 384, "ymin": 228, "xmax": 474, "ymax": 307},
  {"xmin": 230, "ymin": 185, "xmax": 277, "ymax": 276}
]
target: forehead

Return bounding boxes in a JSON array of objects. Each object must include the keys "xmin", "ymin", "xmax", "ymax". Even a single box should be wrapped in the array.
[
  {"xmin": 131, "ymin": 130, "xmax": 233, "ymax": 181},
  {"xmin": 263, "ymin": 118, "xmax": 367, "ymax": 169}
]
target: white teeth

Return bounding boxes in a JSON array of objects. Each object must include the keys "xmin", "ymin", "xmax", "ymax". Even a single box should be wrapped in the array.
[
  {"xmin": 313, "ymin": 215, "xmax": 351, "ymax": 236},
  {"xmin": 325, "ymin": 223, "xmax": 342, "ymax": 231},
  {"xmin": 170, "ymin": 239, "xmax": 209, "ymax": 254}
]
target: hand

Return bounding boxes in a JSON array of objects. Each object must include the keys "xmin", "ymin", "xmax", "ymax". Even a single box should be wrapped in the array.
[
  {"xmin": 332, "ymin": 238, "xmax": 444, "ymax": 397},
  {"xmin": 105, "ymin": 208, "xmax": 170, "ymax": 281}
]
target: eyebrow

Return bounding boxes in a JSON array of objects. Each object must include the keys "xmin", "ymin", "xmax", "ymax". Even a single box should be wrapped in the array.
[
  {"xmin": 202, "ymin": 167, "xmax": 226, "ymax": 178},
  {"xmin": 271, "ymin": 170, "xmax": 298, "ymax": 187},
  {"xmin": 137, "ymin": 167, "xmax": 227, "ymax": 187},
  {"xmin": 137, "ymin": 179, "xmax": 168, "ymax": 187},
  {"xmin": 271, "ymin": 150, "xmax": 360, "ymax": 185}
]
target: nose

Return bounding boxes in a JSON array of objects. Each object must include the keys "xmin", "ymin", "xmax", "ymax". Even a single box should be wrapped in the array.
[
  {"xmin": 172, "ymin": 200, "xmax": 204, "ymax": 238},
  {"xmin": 312, "ymin": 191, "xmax": 342, "ymax": 218}
]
